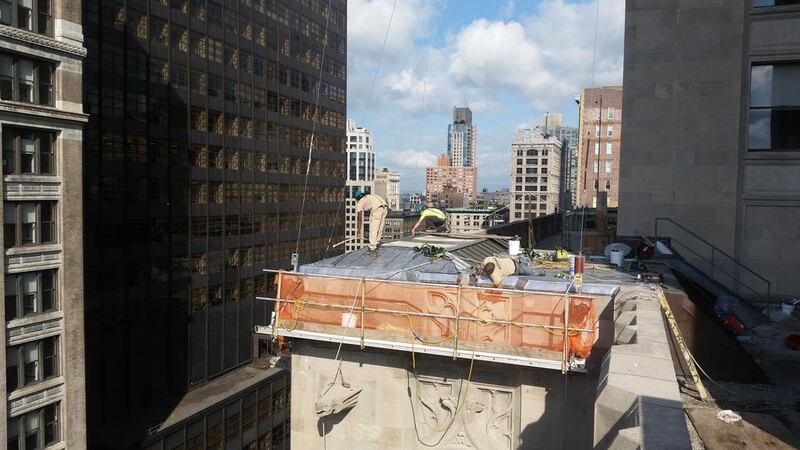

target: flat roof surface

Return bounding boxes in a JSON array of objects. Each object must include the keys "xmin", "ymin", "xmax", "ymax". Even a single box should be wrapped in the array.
[{"xmin": 158, "ymin": 366, "xmax": 284, "ymax": 430}]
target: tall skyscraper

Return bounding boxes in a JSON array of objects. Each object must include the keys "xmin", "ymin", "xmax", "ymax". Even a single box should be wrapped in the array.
[
  {"xmin": 1, "ymin": 1, "xmax": 87, "ymax": 448},
  {"xmin": 345, "ymin": 120, "xmax": 374, "ymax": 253},
  {"xmin": 447, "ymin": 106, "xmax": 476, "ymax": 167},
  {"xmin": 427, "ymin": 107, "xmax": 478, "ymax": 206},
  {"xmin": 509, "ymin": 127, "xmax": 563, "ymax": 220},
  {"xmin": 576, "ymin": 86, "xmax": 623, "ymax": 208},
  {"xmin": 542, "ymin": 114, "xmax": 578, "ymax": 209},
  {"xmin": 80, "ymin": 0, "xmax": 347, "ymax": 447}
]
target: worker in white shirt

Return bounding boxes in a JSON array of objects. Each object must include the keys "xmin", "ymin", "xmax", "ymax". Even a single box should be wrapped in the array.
[
  {"xmin": 355, "ymin": 189, "xmax": 388, "ymax": 253},
  {"xmin": 479, "ymin": 255, "xmax": 538, "ymax": 287}
]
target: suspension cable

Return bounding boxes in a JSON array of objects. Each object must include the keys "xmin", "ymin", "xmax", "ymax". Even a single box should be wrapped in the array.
[
  {"xmin": 294, "ymin": 0, "xmax": 335, "ymax": 257},
  {"xmin": 359, "ymin": 0, "xmax": 399, "ymax": 129}
]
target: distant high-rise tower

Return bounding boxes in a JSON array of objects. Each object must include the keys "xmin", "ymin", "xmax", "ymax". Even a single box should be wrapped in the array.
[
  {"xmin": 542, "ymin": 114, "xmax": 578, "ymax": 209},
  {"xmin": 345, "ymin": 120, "xmax": 375, "ymax": 252},
  {"xmin": 427, "ymin": 107, "xmax": 478, "ymax": 207},
  {"xmin": 447, "ymin": 107, "xmax": 477, "ymax": 167}
]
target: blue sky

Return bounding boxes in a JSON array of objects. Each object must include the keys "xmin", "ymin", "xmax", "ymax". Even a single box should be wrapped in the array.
[{"xmin": 346, "ymin": 0, "xmax": 625, "ymax": 192}]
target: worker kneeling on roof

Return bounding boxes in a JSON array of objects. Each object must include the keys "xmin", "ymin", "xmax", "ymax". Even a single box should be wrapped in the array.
[
  {"xmin": 411, "ymin": 206, "xmax": 448, "ymax": 236},
  {"xmin": 355, "ymin": 189, "xmax": 388, "ymax": 253},
  {"xmin": 479, "ymin": 255, "xmax": 537, "ymax": 287}
]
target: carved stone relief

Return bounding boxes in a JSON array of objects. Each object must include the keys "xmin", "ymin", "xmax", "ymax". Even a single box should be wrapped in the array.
[{"xmin": 412, "ymin": 375, "xmax": 515, "ymax": 449}]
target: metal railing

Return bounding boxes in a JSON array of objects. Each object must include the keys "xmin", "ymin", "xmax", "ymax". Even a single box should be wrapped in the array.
[{"xmin": 654, "ymin": 217, "xmax": 772, "ymax": 306}]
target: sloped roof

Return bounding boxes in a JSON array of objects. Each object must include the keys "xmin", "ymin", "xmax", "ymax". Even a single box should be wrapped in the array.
[{"xmin": 299, "ymin": 235, "xmax": 510, "ymax": 283}]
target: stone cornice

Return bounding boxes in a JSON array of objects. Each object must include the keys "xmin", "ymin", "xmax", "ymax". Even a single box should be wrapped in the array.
[
  {"xmin": 0, "ymin": 25, "xmax": 87, "ymax": 57},
  {"xmin": 0, "ymin": 101, "xmax": 88, "ymax": 123}
]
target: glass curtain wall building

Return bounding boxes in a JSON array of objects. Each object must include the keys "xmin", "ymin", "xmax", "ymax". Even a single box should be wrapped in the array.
[{"xmin": 81, "ymin": 0, "xmax": 346, "ymax": 446}]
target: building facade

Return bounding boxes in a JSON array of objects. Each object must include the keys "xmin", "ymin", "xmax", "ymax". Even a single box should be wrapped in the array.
[
  {"xmin": 542, "ymin": 114, "xmax": 578, "ymax": 210},
  {"xmin": 426, "ymin": 154, "xmax": 477, "ymax": 208},
  {"xmin": 373, "ymin": 167, "xmax": 399, "ymax": 210},
  {"xmin": 576, "ymin": 86, "xmax": 622, "ymax": 208},
  {"xmin": 1, "ymin": 1, "xmax": 87, "ymax": 448},
  {"xmin": 509, "ymin": 127, "xmax": 562, "ymax": 221},
  {"xmin": 620, "ymin": 0, "xmax": 800, "ymax": 297},
  {"xmin": 345, "ymin": 120, "xmax": 374, "ymax": 252},
  {"xmin": 383, "ymin": 210, "xmax": 418, "ymax": 241},
  {"xmin": 81, "ymin": 0, "xmax": 347, "ymax": 446},
  {"xmin": 447, "ymin": 106, "xmax": 476, "ymax": 167},
  {"xmin": 447, "ymin": 208, "xmax": 505, "ymax": 234}
]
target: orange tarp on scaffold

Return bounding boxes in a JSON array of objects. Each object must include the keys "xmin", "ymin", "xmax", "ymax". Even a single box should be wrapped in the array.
[{"xmin": 274, "ymin": 272, "xmax": 598, "ymax": 359}]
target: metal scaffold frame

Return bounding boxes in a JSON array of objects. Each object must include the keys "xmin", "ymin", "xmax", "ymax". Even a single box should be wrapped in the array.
[{"xmin": 256, "ymin": 270, "xmax": 597, "ymax": 373}]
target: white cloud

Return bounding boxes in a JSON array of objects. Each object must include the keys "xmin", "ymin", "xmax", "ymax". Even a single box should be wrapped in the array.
[
  {"xmin": 347, "ymin": 0, "xmax": 626, "ymax": 191},
  {"xmin": 376, "ymin": 148, "xmax": 438, "ymax": 170},
  {"xmin": 351, "ymin": 0, "xmax": 624, "ymax": 118}
]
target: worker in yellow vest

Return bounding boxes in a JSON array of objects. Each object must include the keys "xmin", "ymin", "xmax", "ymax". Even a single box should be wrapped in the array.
[
  {"xmin": 411, "ymin": 206, "xmax": 448, "ymax": 236},
  {"xmin": 355, "ymin": 189, "xmax": 388, "ymax": 253}
]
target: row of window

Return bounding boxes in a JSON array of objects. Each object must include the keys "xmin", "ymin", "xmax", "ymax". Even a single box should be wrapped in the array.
[
  {"xmin": 593, "ymin": 106, "xmax": 617, "ymax": 120},
  {"xmin": 592, "ymin": 160, "xmax": 615, "ymax": 174},
  {"xmin": 593, "ymin": 125, "xmax": 615, "ymax": 138},
  {"xmin": 91, "ymin": 132, "xmax": 345, "ymax": 171},
  {"xmin": 594, "ymin": 142, "xmax": 615, "ymax": 155},
  {"xmin": 3, "ymin": 202, "xmax": 56, "ymax": 248},
  {"xmin": 514, "ymin": 185, "xmax": 550, "ymax": 192},
  {"xmin": 515, "ymin": 167, "xmax": 550, "ymax": 175},
  {"xmin": 514, "ymin": 148, "xmax": 549, "ymax": 157},
  {"xmin": 515, "ymin": 158, "xmax": 549, "ymax": 166},
  {"xmin": 0, "ymin": 53, "xmax": 54, "ymax": 106},
  {"xmin": 513, "ymin": 203, "xmax": 549, "ymax": 210}
]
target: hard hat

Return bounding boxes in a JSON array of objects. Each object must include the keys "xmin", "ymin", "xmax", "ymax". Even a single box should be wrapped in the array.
[{"xmin": 354, "ymin": 189, "xmax": 365, "ymax": 199}]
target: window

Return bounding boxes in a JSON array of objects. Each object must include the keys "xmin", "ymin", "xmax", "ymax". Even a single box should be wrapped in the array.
[
  {"xmin": 594, "ymin": 125, "xmax": 600, "ymax": 137},
  {"xmin": 605, "ymin": 179, "xmax": 612, "ymax": 190},
  {"xmin": 606, "ymin": 142, "xmax": 613, "ymax": 155},
  {"xmin": 749, "ymin": 63, "xmax": 800, "ymax": 151},
  {"xmin": 0, "ymin": 0, "xmax": 52, "ymax": 35},
  {"xmin": 594, "ymin": 108, "xmax": 601, "ymax": 120},
  {"xmin": 593, "ymin": 161, "xmax": 599, "ymax": 173},
  {"xmin": 606, "ymin": 125, "xmax": 614, "ymax": 137},
  {"xmin": 0, "ymin": 53, "xmax": 53, "ymax": 105},
  {"xmin": 3, "ymin": 202, "xmax": 56, "ymax": 248},
  {"xmin": 605, "ymin": 160, "xmax": 613, "ymax": 173},
  {"xmin": 3, "ymin": 127, "xmax": 55, "ymax": 175},
  {"xmin": 607, "ymin": 106, "xmax": 616, "ymax": 119},
  {"xmin": 754, "ymin": 0, "xmax": 800, "ymax": 5},
  {"xmin": 4, "ymin": 270, "xmax": 57, "ymax": 321},
  {"xmin": 594, "ymin": 143, "xmax": 599, "ymax": 155},
  {"xmin": 6, "ymin": 336, "xmax": 58, "ymax": 391},
  {"xmin": 7, "ymin": 403, "xmax": 60, "ymax": 449}
]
